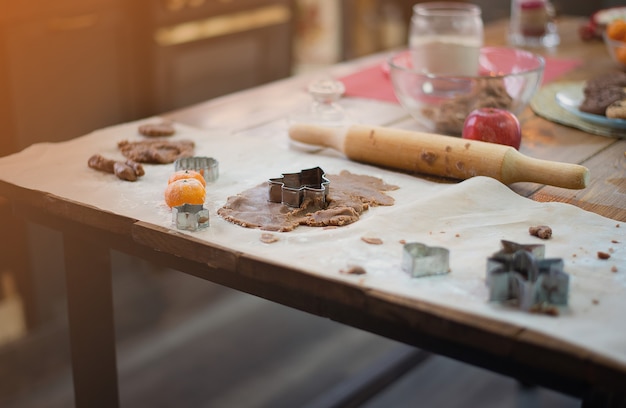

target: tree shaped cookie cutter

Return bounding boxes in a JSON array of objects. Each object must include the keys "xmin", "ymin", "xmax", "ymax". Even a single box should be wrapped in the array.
[
  {"xmin": 486, "ymin": 240, "xmax": 569, "ymax": 311},
  {"xmin": 268, "ymin": 167, "xmax": 330, "ymax": 208}
]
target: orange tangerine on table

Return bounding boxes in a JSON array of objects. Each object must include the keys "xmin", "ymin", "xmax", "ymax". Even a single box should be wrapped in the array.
[
  {"xmin": 607, "ymin": 19, "xmax": 626, "ymax": 41},
  {"xmin": 164, "ymin": 178, "xmax": 206, "ymax": 208},
  {"xmin": 168, "ymin": 169, "xmax": 206, "ymax": 187},
  {"xmin": 616, "ymin": 45, "xmax": 626, "ymax": 65}
]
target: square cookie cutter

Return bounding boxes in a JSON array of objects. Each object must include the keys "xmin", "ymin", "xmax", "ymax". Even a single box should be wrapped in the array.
[
  {"xmin": 174, "ymin": 156, "xmax": 219, "ymax": 183},
  {"xmin": 486, "ymin": 240, "xmax": 569, "ymax": 311},
  {"xmin": 402, "ymin": 242, "xmax": 450, "ymax": 278},
  {"xmin": 172, "ymin": 204, "xmax": 210, "ymax": 231},
  {"xmin": 269, "ymin": 166, "xmax": 330, "ymax": 208}
]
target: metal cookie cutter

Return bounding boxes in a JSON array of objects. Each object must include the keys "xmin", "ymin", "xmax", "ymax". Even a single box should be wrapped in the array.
[
  {"xmin": 172, "ymin": 204, "xmax": 210, "ymax": 231},
  {"xmin": 486, "ymin": 240, "xmax": 569, "ymax": 311},
  {"xmin": 402, "ymin": 243, "xmax": 450, "ymax": 278},
  {"xmin": 268, "ymin": 167, "xmax": 330, "ymax": 208},
  {"xmin": 174, "ymin": 156, "xmax": 219, "ymax": 183}
]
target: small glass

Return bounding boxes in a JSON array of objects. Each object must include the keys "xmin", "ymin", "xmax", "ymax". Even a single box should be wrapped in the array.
[
  {"xmin": 508, "ymin": 0, "xmax": 559, "ymax": 48},
  {"xmin": 288, "ymin": 78, "xmax": 351, "ymax": 152},
  {"xmin": 289, "ymin": 78, "xmax": 350, "ymax": 127},
  {"xmin": 408, "ymin": 2, "xmax": 484, "ymax": 76}
]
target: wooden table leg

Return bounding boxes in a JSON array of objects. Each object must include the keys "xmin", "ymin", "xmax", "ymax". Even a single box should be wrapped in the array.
[
  {"xmin": 64, "ymin": 233, "xmax": 120, "ymax": 408},
  {"xmin": 0, "ymin": 197, "xmax": 36, "ymax": 328}
]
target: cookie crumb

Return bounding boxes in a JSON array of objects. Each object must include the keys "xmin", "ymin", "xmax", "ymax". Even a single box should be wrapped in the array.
[
  {"xmin": 597, "ymin": 251, "xmax": 611, "ymax": 260},
  {"xmin": 340, "ymin": 265, "xmax": 367, "ymax": 275},
  {"xmin": 529, "ymin": 225, "xmax": 552, "ymax": 239},
  {"xmin": 399, "ymin": 239, "xmax": 406, "ymax": 245},
  {"xmin": 592, "ymin": 299, "xmax": 599, "ymax": 305},
  {"xmin": 611, "ymin": 265, "xmax": 618, "ymax": 273},
  {"xmin": 530, "ymin": 304, "xmax": 559, "ymax": 316},
  {"xmin": 361, "ymin": 236, "xmax": 383, "ymax": 245},
  {"xmin": 260, "ymin": 233, "xmax": 279, "ymax": 244}
]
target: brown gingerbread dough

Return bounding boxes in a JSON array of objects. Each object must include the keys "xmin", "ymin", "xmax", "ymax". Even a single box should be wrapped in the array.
[
  {"xmin": 218, "ymin": 171, "xmax": 399, "ymax": 232},
  {"xmin": 138, "ymin": 121, "xmax": 176, "ymax": 137},
  {"xmin": 87, "ymin": 154, "xmax": 145, "ymax": 181},
  {"xmin": 422, "ymin": 78, "xmax": 514, "ymax": 135},
  {"xmin": 117, "ymin": 139, "xmax": 194, "ymax": 164}
]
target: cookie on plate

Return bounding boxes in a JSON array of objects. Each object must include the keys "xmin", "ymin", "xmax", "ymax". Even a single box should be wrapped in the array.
[
  {"xmin": 579, "ymin": 72, "xmax": 626, "ymax": 115},
  {"xmin": 579, "ymin": 87, "xmax": 625, "ymax": 115},
  {"xmin": 606, "ymin": 99, "xmax": 626, "ymax": 119}
]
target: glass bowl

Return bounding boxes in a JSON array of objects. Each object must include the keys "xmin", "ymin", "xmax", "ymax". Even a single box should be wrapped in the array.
[
  {"xmin": 388, "ymin": 47, "xmax": 545, "ymax": 135},
  {"xmin": 603, "ymin": 31, "xmax": 626, "ymax": 70}
]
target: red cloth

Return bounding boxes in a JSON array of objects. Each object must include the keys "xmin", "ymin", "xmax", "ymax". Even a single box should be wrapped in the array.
[
  {"xmin": 339, "ymin": 57, "xmax": 582, "ymax": 104},
  {"xmin": 541, "ymin": 57, "xmax": 583, "ymax": 84}
]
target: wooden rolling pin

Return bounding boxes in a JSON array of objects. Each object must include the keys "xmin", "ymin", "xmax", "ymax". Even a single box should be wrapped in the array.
[{"xmin": 289, "ymin": 124, "xmax": 589, "ymax": 189}]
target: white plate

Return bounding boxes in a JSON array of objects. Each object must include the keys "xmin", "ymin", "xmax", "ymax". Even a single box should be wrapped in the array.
[{"xmin": 555, "ymin": 83, "xmax": 626, "ymax": 130}]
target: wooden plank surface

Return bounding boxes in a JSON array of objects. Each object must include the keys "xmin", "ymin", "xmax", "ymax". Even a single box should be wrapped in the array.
[{"xmin": 532, "ymin": 140, "xmax": 626, "ymax": 221}]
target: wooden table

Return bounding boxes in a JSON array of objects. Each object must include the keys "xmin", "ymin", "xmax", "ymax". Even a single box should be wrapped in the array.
[
  {"xmin": 481, "ymin": 18, "xmax": 626, "ymax": 223},
  {"xmin": 1, "ymin": 17, "xmax": 625, "ymax": 408}
]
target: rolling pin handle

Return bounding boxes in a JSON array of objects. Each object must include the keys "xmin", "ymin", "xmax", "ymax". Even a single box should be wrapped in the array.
[
  {"xmin": 288, "ymin": 124, "xmax": 346, "ymax": 152},
  {"xmin": 502, "ymin": 149, "xmax": 589, "ymax": 189}
]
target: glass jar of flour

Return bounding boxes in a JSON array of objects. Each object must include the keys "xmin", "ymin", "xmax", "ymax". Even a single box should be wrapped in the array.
[{"xmin": 408, "ymin": 2, "xmax": 484, "ymax": 76}]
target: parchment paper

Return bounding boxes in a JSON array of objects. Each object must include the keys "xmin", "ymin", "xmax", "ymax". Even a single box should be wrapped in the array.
[{"xmin": 0, "ymin": 118, "xmax": 624, "ymax": 365}]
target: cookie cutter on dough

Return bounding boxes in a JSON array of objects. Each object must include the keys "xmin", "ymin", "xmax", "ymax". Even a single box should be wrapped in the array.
[
  {"xmin": 174, "ymin": 156, "xmax": 219, "ymax": 183},
  {"xmin": 172, "ymin": 204, "xmax": 210, "ymax": 231},
  {"xmin": 268, "ymin": 166, "xmax": 330, "ymax": 208},
  {"xmin": 402, "ymin": 243, "xmax": 450, "ymax": 278},
  {"xmin": 486, "ymin": 240, "xmax": 569, "ymax": 311}
]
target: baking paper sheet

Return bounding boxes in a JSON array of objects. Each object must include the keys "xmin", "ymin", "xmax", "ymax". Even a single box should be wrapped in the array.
[{"xmin": 0, "ymin": 118, "xmax": 624, "ymax": 365}]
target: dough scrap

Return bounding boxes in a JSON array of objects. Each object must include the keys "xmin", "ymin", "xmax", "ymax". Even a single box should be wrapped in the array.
[{"xmin": 117, "ymin": 139, "xmax": 194, "ymax": 164}]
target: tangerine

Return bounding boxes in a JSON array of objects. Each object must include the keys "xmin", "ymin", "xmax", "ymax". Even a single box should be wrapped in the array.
[
  {"xmin": 607, "ymin": 19, "xmax": 626, "ymax": 41},
  {"xmin": 616, "ymin": 45, "xmax": 626, "ymax": 65},
  {"xmin": 164, "ymin": 178, "xmax": 206, "ymax": 208},
  {"xmin": 168, "ymin": 169, "xmax": 206, "ymax": 187}
]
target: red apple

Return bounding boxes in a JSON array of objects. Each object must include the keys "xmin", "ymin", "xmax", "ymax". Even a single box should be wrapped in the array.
[{"xmin": 462, "ymin": 108, "xmax": 522, "ymax": 150}]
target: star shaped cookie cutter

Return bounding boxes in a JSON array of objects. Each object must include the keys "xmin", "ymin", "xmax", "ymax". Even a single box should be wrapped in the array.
[
  {"xmin": 172, "ymin": 204, "xmax": 210, "ymax": 231},
  {"xmin": 268, "ymin": 167, "xmax": 330, "ymax": 208},
  {"xmin": 486, "ymin": 240, "xmax": 569, "ymax": 311},
  {"xmin": 402, "ymin": 242, "xmax": 450, "ymax": 278}
]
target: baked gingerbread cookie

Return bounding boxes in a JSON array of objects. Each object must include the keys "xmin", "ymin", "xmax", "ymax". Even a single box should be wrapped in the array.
[
  {"xmin": 138, "ymin": 121, "xmax": 176, "ymax": 137},
  {"xmin": 579, "ymin": 72, "xmax": 626, "ymax": 116},
  {"xmin": 606, "ymin": 99, "xmax": 626, "ymax": 119}
]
